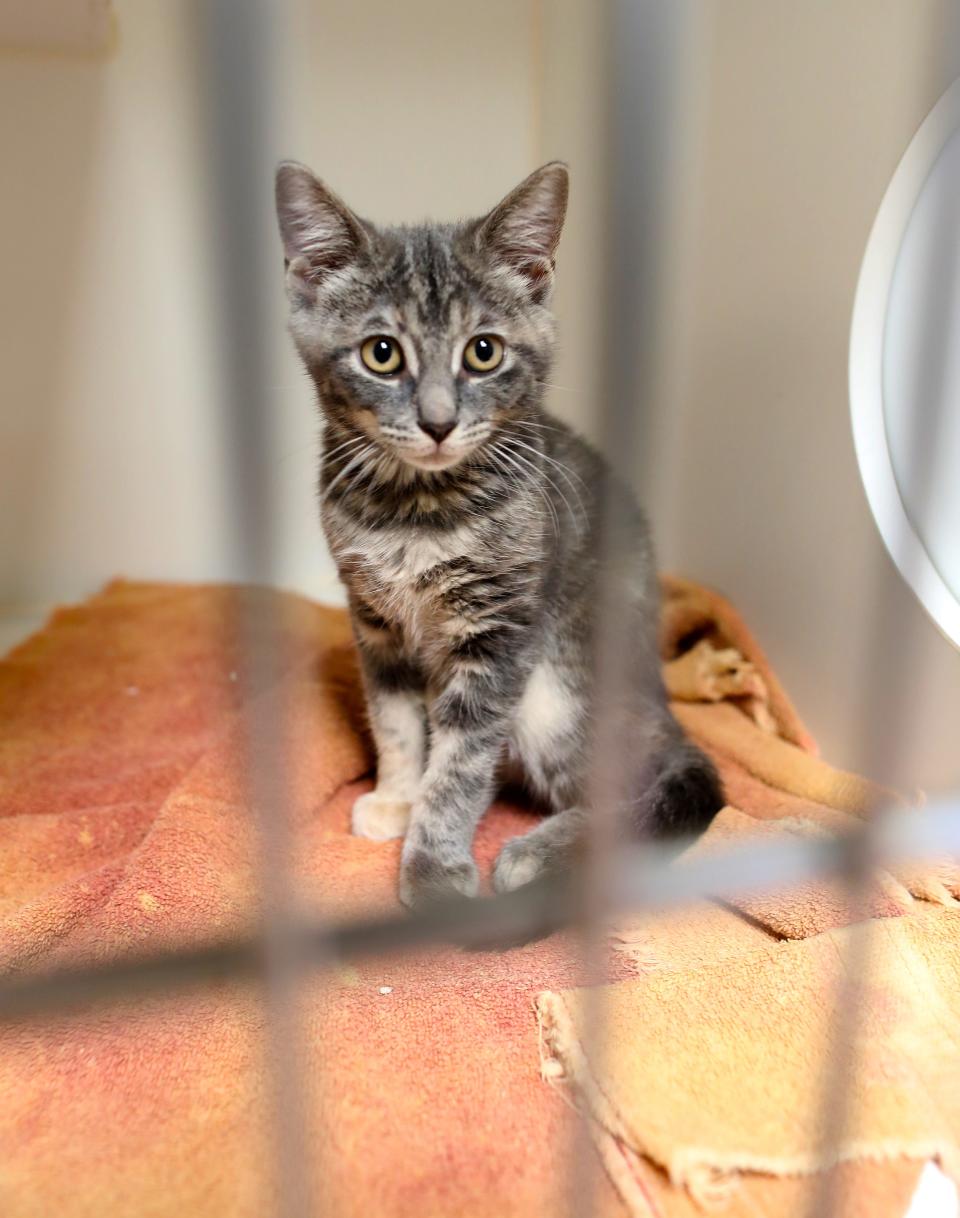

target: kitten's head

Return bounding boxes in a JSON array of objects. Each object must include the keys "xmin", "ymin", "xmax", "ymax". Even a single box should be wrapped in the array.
[{"xmin": 275, "ymin": 162, "xmax": 568, "ymax": 472}]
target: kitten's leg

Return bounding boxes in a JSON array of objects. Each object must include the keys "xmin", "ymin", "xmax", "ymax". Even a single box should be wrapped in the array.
[
  {"xmin": 493, "ymin": 714, "xmax": 723, "ymax": 890},
  {"xmin": 399, "ymin": 648, "xmax": 535, "ymax": 906},
  {"xmin": 399, "ymin": 718, "xmax": 506, "ymax": 906},
  {"xmin": 493, "ymin": 806, "xmax": 585, "ymax": 892},
  {"xmin": 397, "ymin": 562, "xmax": 538, "ymax": 906},
  {"xmin": 353, "ymin": 686, "xmax": 425, "ymax": 840},
  {"xmin": 351, "ymin": 613, "xmax": 426, "ymax": 841},
  {"xmin": 493, "ymin": 657, "xmax": 588, "ymax": 891}
]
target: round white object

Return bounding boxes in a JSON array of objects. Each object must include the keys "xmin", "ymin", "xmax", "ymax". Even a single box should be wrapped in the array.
[{"xmin": 850, "ymin": 79, "xmax": 960, "ymax": 650}]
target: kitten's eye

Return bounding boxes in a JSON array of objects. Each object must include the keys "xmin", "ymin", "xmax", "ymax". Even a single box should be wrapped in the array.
[
  {"xmin": 360, "ymin": 336, "xmax": 404, "ymax": 375},
  {"xmin": 463, "ymin": 334, "xmax": 504, "ymax": 374}
]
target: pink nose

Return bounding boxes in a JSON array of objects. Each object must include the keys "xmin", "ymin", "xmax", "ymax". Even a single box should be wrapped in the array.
[{"xmin": 419, "ymin": 418, "xmax": 455, "ymax": 443}]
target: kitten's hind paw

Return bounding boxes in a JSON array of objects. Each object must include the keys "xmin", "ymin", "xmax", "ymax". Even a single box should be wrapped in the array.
[
  {"xmin": 399, "ymin": 848, "xmax": 479, "ymax": 909},
  {"xmin": 492, "ymin": 838, "xmax": 548, "ymax": 893},
  {"xmin": 352, "ymin": 792, "xmax": 412, "ymax": 841}
]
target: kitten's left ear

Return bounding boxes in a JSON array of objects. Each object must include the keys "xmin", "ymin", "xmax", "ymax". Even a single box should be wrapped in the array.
[{"xmin": 475, "ymin": 161, "xmax": 569, "ymax": 301}]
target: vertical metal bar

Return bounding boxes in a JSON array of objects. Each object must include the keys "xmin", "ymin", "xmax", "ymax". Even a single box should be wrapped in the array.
[
  {"xmin": 197, "ymin": 4, "xmax": 312, "ymax": 1217},
  {"xmin": 808, "ymin": 7, "xmax": 960, "ymax": 1214},
  {"xmin": 573, "ymin": 4, "xmax": 699, "ymax": 1214}
]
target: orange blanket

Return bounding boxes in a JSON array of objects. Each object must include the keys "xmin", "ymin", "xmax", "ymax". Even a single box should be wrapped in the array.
[
  {"xmin": 540, "ymin": 910, "xmax": 960, "ymax": 1215},
  {"xmin": 0, "ymin": 579, "xmax": 945, "ymax": 1216}
]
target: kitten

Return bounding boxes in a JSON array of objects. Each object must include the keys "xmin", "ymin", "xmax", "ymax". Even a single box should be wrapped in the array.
[{"xmin": 275, "ymin": 160, "xmax": 723, "ymax": 908}]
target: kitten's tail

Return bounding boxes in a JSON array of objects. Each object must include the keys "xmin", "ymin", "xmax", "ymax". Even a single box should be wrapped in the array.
[{"xmin": 636, "ymin": 729, "xmax": 725, "ymax": 842}]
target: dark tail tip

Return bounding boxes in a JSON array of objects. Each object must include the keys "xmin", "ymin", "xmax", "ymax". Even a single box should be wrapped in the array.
[{"xmin": 640, "ymin": 739, "xmax": 725, "ymax": 841}]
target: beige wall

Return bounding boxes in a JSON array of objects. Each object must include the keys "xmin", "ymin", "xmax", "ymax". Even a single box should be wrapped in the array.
[
  {"xmin": 1, "ymin": 1, "xmax": 227, "ymax": 609},
  {"xmin": 541, "ymin": 0, "xmax": 960, "ymax": 793},
  {"xmin": 1, "ymin": 0, "xmax": 539, "ymax": 611},
  {"xmin": 2, "ymin": 1, "xmax": 958, "ymax": 792},
  {"xmin": 666, "ymin": 0, "xmax": 960, "ymax": 795}
]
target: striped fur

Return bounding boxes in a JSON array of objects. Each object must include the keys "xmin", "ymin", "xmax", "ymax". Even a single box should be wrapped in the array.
[{"xmin": 275, "ymin": 162, "xmax": 723, "ymax": 908}]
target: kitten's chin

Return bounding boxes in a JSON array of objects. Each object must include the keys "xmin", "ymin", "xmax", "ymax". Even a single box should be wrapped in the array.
[{"xmin": 400, "ymin": 448, "xmax": 467, "ymax": 473}]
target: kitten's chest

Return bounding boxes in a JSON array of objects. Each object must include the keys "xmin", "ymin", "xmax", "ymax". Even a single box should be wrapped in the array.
[{"xmin": 331, "ymin": 520, "xmax": 480, "ymax": 647}]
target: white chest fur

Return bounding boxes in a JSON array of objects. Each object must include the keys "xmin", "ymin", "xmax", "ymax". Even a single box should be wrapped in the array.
[{"xmin": 334, "ymin": 520, "xmax": 480, "ymax": 647}]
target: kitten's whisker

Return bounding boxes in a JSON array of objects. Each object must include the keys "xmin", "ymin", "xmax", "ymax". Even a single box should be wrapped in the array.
[
  {"xmin": 321, "ymin": 434, "xmax": 368, "ymax": 465},
  {"xmin": 514, "ymin": 418, "xmax": 564, "ymax": 434},
  {"xmin": 275, "ymin": 430, "xmax": 366, "ymax": 470},
  {"xmin": 365, "ymin": 450, "xmax": 394, "ymax": 496},
  {"xmin": 272, "ymin": 438, "xmax": 322, "ymax": 468},
  {"xmin": 509, "ymin": 436, "xmax": 589, "ymax": 490},
  {"xmin": 378, "ymin": 428, "xmax": 420, "ymax": 441},
  {"xmin": 490, "ymin": 442, "xmax": 560, "ymax": 539},
  {"xmin": 501, "ymin": 446, "xmax": 580, "ymax": 536},
  {"xmin": 500, "ymin": 439, "xmax": 588, "ymax": 534},
  {"xmin": 508, "ymin": 446, "xmax": 589, "ymax": 532},
  {"xmin": 320, "ymin": 444, "xmax": 376, "ymax": 505},
  {"xmin": 486, "ymin": 446, "xmax": 544, "ymax": 528},
  {"xmin": 534, "ymin": 379, "xmax": 577, "ymax": 394}
]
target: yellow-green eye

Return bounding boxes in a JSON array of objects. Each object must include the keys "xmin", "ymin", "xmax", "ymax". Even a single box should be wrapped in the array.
[
  {"xmin": 360, "ymin": 336, "xmax": 404, "ymax": 375},
  {"xmin": 463, "ymin": 334, "xmax": 504, "ymax": 374}
]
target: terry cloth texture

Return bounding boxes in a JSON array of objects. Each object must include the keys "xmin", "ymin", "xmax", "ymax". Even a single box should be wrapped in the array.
[
  {"xmin": 538, "ymin": 911, "xmax": 960, "ymax": 1212},
  {"xmin": 660, "ymin": 576, "xmax": 960, "ymax": 936},
  {"xmin": 0, "ymin": 578, "xmax": 947, "ymax": 1216}
]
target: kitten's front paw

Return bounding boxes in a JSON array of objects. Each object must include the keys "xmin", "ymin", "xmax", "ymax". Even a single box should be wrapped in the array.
[
  {"xmin": 352, "ymin": 791, "xmax": 412, "ymax": 841},
  {"xmin": 399, "ymin": 847, "xmax": 479, "ymax": 909},
  {"xmin": 492, "ymin": 837, "xmax": 549, "ymax": 893}
]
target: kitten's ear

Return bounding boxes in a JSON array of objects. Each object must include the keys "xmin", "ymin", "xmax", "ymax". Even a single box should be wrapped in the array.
[
  {"xmin": 274, "ymin": 161, "xmax": 369, "ymax": 287},
  {"xmin": 475, "ymin": 161, "xmax": 569, "ymax": 301}
]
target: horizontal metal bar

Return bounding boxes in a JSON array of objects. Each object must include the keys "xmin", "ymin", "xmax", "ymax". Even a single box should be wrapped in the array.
[
  {"xmin": 1, "ymin": 794, "xmax": 957, "ymax": 1023},
  {"xmin": 0, "ymin": 878, "xmax": 570, "ymax": 1022}
]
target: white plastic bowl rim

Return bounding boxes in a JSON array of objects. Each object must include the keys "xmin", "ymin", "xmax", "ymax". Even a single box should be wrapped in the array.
[{"xmin": 849, "ymin": 77, "xmax": 960, "ymax": 651}]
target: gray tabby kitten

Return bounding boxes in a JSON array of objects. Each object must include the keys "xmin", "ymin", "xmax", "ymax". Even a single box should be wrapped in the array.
[{"xmin": 275, "ymin": 160, "xmax": 723, "ymax": 908}]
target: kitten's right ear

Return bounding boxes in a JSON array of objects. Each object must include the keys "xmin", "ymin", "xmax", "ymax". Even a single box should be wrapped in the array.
[{"xmin": 274, "ymin": 161, "xmax": 369, "ymax": 287}]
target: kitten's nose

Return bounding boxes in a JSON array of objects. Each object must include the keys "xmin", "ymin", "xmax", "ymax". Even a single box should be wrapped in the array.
[
  {"xmin": 418, "ymin": 382, "xmax": 456, "ymax": 445},
  {"xmin": 419, "ymin": 418, "xmax": 456, "ymax": 443}
]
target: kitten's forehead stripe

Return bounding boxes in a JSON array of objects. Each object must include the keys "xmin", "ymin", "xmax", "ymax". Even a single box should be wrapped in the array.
[{"xmin": 390, "ymin": 228, "xmax": 462, "ymax": 332}]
